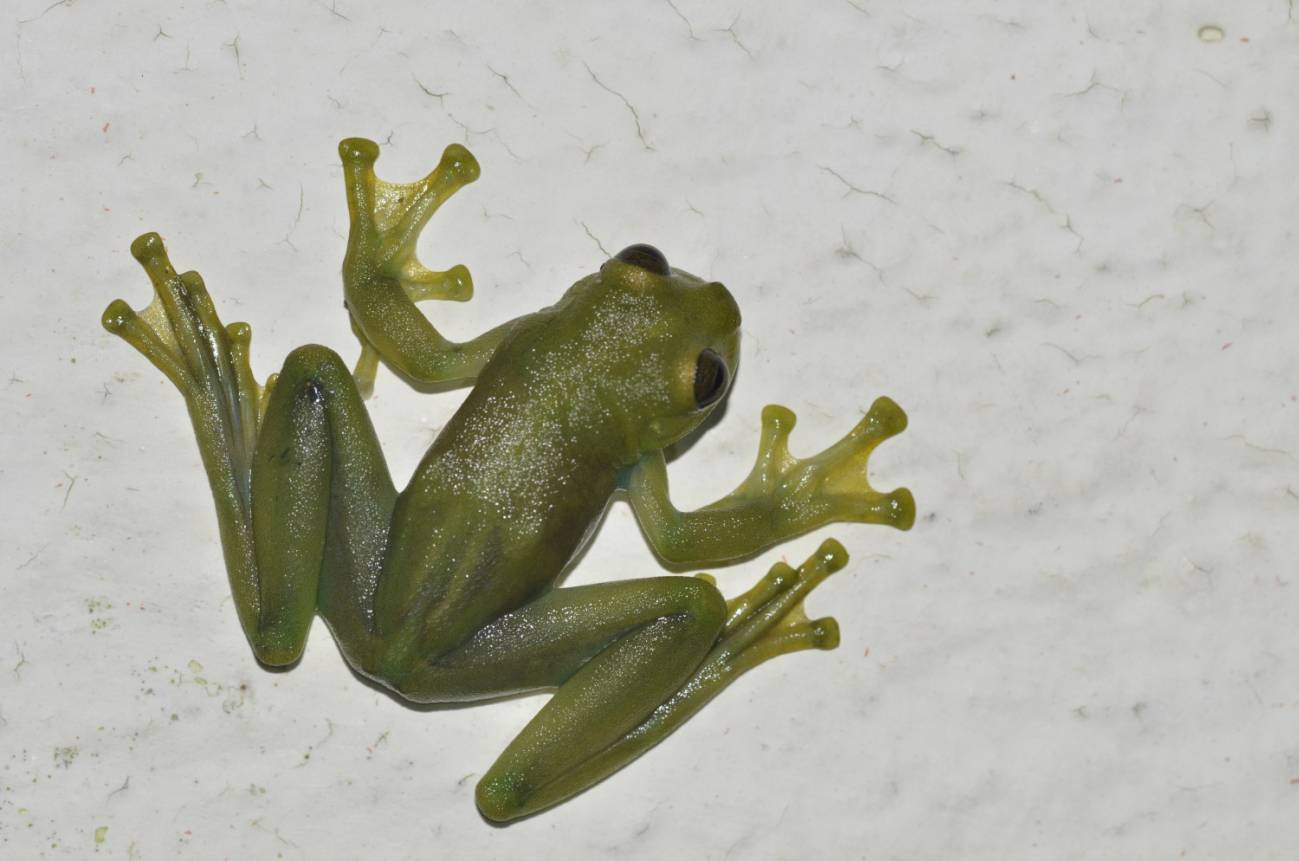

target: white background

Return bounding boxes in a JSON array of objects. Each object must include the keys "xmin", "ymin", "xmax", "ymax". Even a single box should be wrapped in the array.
[{"xmin": 3, "ymin": 1, "xmax": 1298, "ymax": 857}]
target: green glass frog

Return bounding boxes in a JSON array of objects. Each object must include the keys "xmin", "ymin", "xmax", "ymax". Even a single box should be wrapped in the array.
[{"xmin": 102, "ymin": 138, "xmax": 915, "ymax": 822}]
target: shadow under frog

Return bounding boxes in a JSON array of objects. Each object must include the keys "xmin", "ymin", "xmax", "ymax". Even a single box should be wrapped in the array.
[{"xmin": 102, "ymin": 138, "xmax": 915, "ymax": 822}]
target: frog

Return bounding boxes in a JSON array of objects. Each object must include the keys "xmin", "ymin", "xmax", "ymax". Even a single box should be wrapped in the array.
[{"xmin": 101, "ymin": 137, "xmax": 915, "ymax": 822}]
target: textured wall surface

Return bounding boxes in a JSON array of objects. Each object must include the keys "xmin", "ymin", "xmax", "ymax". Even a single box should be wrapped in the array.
[{"xmin": 3, "ymin": 1, "xmax": 1297, "ymax": 857}]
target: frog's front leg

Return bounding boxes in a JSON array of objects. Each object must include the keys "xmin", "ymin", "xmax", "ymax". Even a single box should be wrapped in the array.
[
  {"xmin": 338, "ymin": 138, "xmax": 515, "ymax": 395},
  {"xmin": 103, "ymin": 234, "xmax": 393, "ymax": 666},
  {"xmin": 628, "ymin": 397, "xmax": 915, "ymax": 567}
]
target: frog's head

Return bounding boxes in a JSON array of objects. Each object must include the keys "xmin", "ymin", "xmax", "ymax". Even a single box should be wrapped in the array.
[{"xmin": 574, "ymin": 243, "xmax": 742, "ymax": 456}]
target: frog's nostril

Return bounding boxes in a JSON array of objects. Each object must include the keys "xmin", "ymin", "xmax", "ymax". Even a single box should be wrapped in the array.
[{"xmin": 614, "ymin": 244, "xmax": 670, "ymax": 276}]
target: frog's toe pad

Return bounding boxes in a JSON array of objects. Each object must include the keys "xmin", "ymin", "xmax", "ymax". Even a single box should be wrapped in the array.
[
  {"xmin": 864, "ymin": 395, "xmax": 908, "ymax": 439},
  {"xmin": 809, "ymin": 616, "xmax": 840, "ymax": 650},
  {"xmin": 807, "ymin": 537, "xmax": 849, "ymax": 578},
  {"xmin": 885, "ymin": 487, "xmax": 916, "ymax": 531}
]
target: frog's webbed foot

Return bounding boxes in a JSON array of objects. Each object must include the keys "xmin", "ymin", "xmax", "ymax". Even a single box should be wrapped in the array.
[
  {"xmin": 338, "ymin": 137, "xmax": 478, "ymax": 302},
  {"xmin": 700, "ymin": 538, "xmax": 847, "ymax": 667},
  {"xmin": 628, "ymin": 396, "xmax": 915, "ymax": 568},
  {"xmin": 103, "ymin": 234, "xmax": 266, "ymax": 614},
  {"xmin": 729, "ymin": 396, "xmax": 916, "ymax": 532},
  {"xmin": 103, "ymin": 233, "xmax": 269, "ymax": 467},
  {"xmin": 337, "ymin": 138, "xmax": 487, "ymax": 396}
]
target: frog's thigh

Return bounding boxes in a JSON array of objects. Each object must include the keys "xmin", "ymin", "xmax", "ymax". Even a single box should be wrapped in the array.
[
  {"xmin": 398, "ymin": 577, "xmax": 725, "ymax": 820},
  {"xmin": 250, "ymin": 344, "xmax": 395, "ymax": 666}
]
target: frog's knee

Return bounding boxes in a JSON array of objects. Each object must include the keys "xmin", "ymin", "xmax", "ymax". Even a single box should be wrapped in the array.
[
  {"xmin": 475, "ymin": 772, "xmax": 528, "ymax": 823},
  {"xmin": 675, "ymin": 576, "xmax": 726, "ymax": 634},
  {"xmin": 283, "ymin": 343, "xmax": 346, "ymax": 376},
  {"xmin": 280, "ymin": 345, "xmax": 357, "ymax": 400},
  {"xmin": 250, "ymin": 631, "xmax": 306, "ymax": 668}
]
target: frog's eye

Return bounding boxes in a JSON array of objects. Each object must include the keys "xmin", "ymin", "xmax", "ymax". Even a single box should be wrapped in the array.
[
  {"xmin": 693, "ymin": 348, "xmax": 729, "ymax": 409},
  {"xmin": 614, "ymin": 243, "xmax": 670, "ymax": 276}
]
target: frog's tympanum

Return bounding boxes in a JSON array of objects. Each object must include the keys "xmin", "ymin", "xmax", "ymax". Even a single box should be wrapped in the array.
[{"xmin": 103, "ymin": 138, "xmax": 915, "ymax": 822}]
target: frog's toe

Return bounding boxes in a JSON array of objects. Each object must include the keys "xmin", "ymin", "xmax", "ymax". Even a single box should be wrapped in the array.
[
  {"xmin": 863, "ymin": 395, "xmax": 908, "ymax": 440},
  {"xmin": 103, "ymin": 233, "xmax": 193, "ymax": 389},
  {"xmin": 812, "ymin": 536, "xmax": 849, "ymax": 574},
  {"xmin": 399, "ymin": 260, "xmax": 474, "ymax": 303},
  {"xmin": 338, "ymin": 136, "xmax": 380, "ymax": 165},
  {"xmin": 886, "ymin": 487, "xmax": 916, "ymax": 531},
  {"xmin": 808, "ymin": 398, "xmax": 915, "ymax": 531},
  {"xmin": 105, "ymin": 233, "xmax": 263, "ymax": 406},
  {"xmin": 438, "ymin": 142, "xmax": 480, "ymax": 184},
  {"xmin": 708, "ymin": 538, "xmax": 853, "ymax": 671},
  {"xmin": 805, "ymin": 615, "xmax": 841, "ymax": 650}
]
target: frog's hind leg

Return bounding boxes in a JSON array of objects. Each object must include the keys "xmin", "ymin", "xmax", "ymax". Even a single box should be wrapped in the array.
[
  {"xmin": 338, "ymin": 138, "xmax": 511, "ymax": 395},
  {"xmin": 456, "ymin": 541, "xmax": 850, "ymax": 822},
  {"xmin": 103, "ymin": 235, "xmax": 395, "ymax": 666},
  {"xmin": 248, "ymin": 344, "xmax": 396, "ymax": 666},
  {"xmin": 103, "ymin": 233, "xmax": 268, "ymax": 643}
]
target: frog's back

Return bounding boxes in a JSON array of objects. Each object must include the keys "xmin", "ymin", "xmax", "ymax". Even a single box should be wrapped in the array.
[{"xmin": 372, "ymin": 307, "xmax": 626, "ymax": 660}]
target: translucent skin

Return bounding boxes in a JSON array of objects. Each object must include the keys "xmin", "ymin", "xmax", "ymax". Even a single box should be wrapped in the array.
[{"xmin": 102, "ymin": 138, "xmax": 915, "ymax": 822}]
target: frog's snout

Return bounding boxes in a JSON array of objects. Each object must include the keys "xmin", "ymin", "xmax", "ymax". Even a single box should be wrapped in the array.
[{"xmin": 703, "ymin": 280, "xmax": 742, "ymax": 332}]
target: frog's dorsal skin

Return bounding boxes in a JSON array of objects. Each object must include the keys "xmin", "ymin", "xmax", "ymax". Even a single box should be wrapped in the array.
[{"xmin": 103, "ymin": 139, "xmax": 913, "ymax": 822}]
